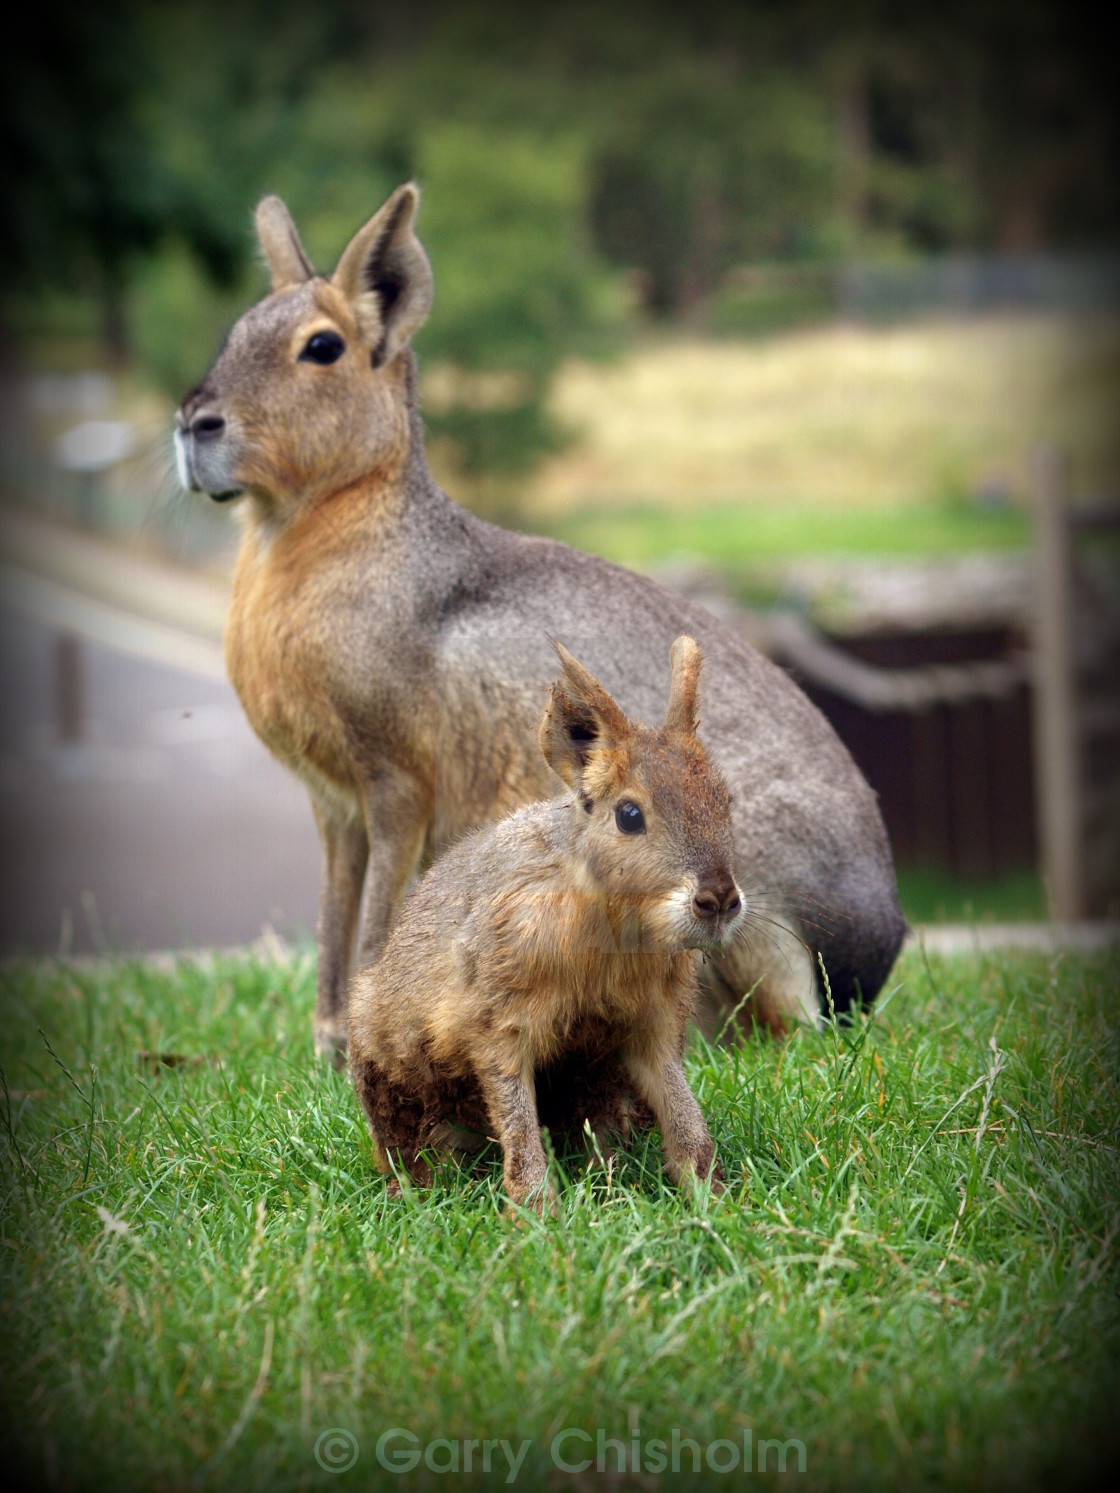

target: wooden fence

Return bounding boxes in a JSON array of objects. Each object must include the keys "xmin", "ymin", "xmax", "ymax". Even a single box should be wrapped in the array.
[
  {"xmin": 737, "ymin": 455, "xmax": 1119, "ymax": 917},
  {"xmin": 1031, "ymin": 452, "xmax": 1120, "ymax": 918},
  {"xmin": 756, "ymin": 612, "xmax": 1037, "ymax": 883}
]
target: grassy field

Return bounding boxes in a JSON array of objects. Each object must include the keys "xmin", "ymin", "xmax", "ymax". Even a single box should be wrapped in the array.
[
  {"xmin": 535, "ymin": 496, "xmax": 1030, "ymax": 580},
  {"xmin": 525, "ymin": 314, "xmax": 1120, "ymax": 518},
  {"xmin": 474, "ymin": 312, "xmax": 1120, "ymax": 580},
  {"xmin": 2, "ymin": 946, "xmax": 1117, "ymax": 1490}
]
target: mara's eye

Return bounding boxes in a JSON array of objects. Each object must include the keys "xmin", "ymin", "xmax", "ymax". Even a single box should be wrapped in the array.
[
  {"xmin": 299, "ymin": 331, "xmax": 345, "ymax": 365},
  {"xmin": 614, "ymin": 801, "xmax": 646, "ymax": 835}
]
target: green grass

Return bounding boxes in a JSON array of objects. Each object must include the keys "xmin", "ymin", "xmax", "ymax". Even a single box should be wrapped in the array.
[
  {"xmin": 2, "ymin": 947, "xmax": 1118, "ymax": 1490},
  {"xmin": 539, "ymin": 498, "xmax": 1029, "ymax": 580},
  {"xmin": 897, "ymin": 868, "xmax": 1047, "ymax": 926}
]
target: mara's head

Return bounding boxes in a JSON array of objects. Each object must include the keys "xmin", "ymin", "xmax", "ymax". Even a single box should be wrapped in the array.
[
  {"xmin": 537, "ymin": 635, "xmax": 743, "ymax": 952},
  {"xmin": 174, "ymin": 184, "xmax": 433, "ymax": 516}
]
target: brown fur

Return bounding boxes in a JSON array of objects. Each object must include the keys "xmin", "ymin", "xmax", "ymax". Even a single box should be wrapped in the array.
[
  {"xmin": 348, "ymin": 638, "xmax": 739, "ymax": 1211},
  {"xmin": 175, "ymin": 185, "xmax": 907, "ymax": 1060}
]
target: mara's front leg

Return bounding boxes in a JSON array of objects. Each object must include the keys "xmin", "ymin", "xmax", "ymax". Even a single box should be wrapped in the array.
[
  {"xmin": 621, "ymin": 1041, "xmax": 723, "ymax": 1193},
  {"xmin": 311, "ymin": 798, "xmax": 368, "ymax": 1062},
  {"xmin": 312, "ymin": 772, "xmax": 429, "ymax": 1065},
  {"xmin": 357, "ymin": 769, "xmax": 432, "ymax": 965},
  {"xmin": 478, "ymin": 1064, "xmax": 553, "ymax": 1215}
]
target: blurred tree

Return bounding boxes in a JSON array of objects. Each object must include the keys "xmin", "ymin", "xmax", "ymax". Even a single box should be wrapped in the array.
[
  {"xmin": 1, "ymin": 1, "xmax": 172, "ymax": 362},
  {"xmin": 963, "ymin": 3, "xmax": 1118, "ymax": 250},
  {"xmin": 809, "ymin": 2, "xmax": 1118, "ymax": 255},
  {"xmin": 0, "ymin": 0, "xmax": 364, "ymax": 360},
  {"xmin": 588, "ymin": 64, "xmax": 836, "ymax": 312},
  {"xmin": 411, "ymin": 124, "xmax": 626, "ymax": 474}
]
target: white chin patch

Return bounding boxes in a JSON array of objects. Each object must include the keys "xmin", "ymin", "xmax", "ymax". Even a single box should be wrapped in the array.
[
  {"xmin": 654, "ymin": 885, "xmax": 698, "ymax": 948},
  {"xmin": 173, "ymin": 429, "xmax": 191, "ymax": 492}
]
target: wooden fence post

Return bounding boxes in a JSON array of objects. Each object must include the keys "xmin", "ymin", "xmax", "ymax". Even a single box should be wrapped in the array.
[{"xmin": 1031, "ymin": 446, "xmax": 1084, "ymax": 920}]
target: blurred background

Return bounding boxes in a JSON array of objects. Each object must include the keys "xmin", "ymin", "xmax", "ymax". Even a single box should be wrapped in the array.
[{"xmin": 1, "ymin": 0, "xmax": 1117, "ymax": 955}]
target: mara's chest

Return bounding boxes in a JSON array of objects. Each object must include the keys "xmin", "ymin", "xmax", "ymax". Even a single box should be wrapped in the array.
[
  {"xmin": 518, "ymin": 946, "xmax": 694, "ymax": 1066},
  {"xmin": 224, "ymin": 534, "xmax": 356, "ymax": 791}
]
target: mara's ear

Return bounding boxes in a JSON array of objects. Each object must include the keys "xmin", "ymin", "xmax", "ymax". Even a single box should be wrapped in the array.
[
  {"xmin": 663, "ymin": 635, "xmax": 702, "ymax": 735},
  {"xmin": 537, "ymin": 642, "xmax": 630, "ymax": 789},
  {"xmin": 255, "ymin": 196, "xmax": 315, "ymax": 292},
  {"xmin": 331, "ymin": 183, "xmax": 434, "ymax": 367}
]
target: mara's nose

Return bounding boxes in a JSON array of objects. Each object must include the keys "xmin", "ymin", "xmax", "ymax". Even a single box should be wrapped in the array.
[
  {"xmin": 693, "ymin": 872, "xmax": 741, "ymax": 922},
  {"xmin": 190, "ymin": 413, "xmax": 225, "ymax": 441}
]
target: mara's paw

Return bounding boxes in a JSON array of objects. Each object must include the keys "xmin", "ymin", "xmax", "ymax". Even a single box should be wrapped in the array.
[
  {"xmin": 668, "ymin": 1154, "xmax": 725, "ymax": 1200},
  {"xmin": 504, "ymin": 1179, "xmax": 559, "ymax": 1222}
]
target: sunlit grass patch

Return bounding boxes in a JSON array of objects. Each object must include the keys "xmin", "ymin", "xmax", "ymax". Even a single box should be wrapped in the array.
[
  {"xmin": 524, "ymin": 313, "xmax": 1120, "ymax": 524},
  {"xmin": 536, "ymin": 495, "xmax": 1029, "ymax": 577}
]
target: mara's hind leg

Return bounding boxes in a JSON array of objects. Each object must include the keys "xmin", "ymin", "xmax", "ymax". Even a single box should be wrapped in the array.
[{"xmin": 350, "ymin": 1057, "xmax": 433, "ymax": 1190}]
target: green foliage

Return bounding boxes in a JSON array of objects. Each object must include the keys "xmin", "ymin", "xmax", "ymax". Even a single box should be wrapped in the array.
[
  {"xmin": 1, "ymin": 948, "xmax": 1118, "ymax": 1488},
  {"xmin": 0, "ymin": 0, "xmax": 353, "ymax": 347},
  {"xmin": 589, "ymin": 64, "xmax": 837, "ymax": 312},
  {"xmin": 0, "ymin": 2, "xmax": 164, "ymax": 291},
  {"xmin": 411, "ymin": 125, "xmax": 626, "ymax": 474},
  {"xmin": 416, "ymin": 126, "xmax": 618, "ymax": 376},
  {"xmin": 423, "ymin": 395, "xmax": 570, "ymax": 479},
  {"xmin": 128, "ymin": 247, "xmax": 258, "ymax": 400}
]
